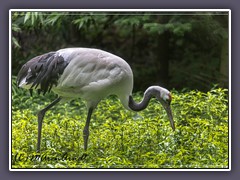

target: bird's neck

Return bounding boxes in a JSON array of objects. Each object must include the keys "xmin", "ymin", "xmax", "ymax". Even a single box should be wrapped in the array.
[{"xmin": 128, "ymin": 87, "xmax": 159, "ymax": 112}]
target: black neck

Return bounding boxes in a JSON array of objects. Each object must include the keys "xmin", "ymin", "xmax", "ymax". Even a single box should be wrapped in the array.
[{"xmin": 128, "ymin": 88, "xmax": 159, "ymax": 111}]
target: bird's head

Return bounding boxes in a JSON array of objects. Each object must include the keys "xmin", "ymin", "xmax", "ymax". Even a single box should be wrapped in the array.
[{"xmin": 148, "ymin": 86, "xmax": 175, "ymax": 131}]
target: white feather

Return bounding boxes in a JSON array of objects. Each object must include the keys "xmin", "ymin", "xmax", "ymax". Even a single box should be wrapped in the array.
[{"xmin": 52, "ymin": 48, "xmax": 133, "ymax": 109}]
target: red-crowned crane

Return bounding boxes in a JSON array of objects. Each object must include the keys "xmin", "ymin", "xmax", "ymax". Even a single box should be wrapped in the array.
[{"xmin": 17, "ymin": 48, "xmax": 175, "ymax": 152}]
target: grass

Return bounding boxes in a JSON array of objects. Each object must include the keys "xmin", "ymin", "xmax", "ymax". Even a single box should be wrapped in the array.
[{"xmin": 11, "ymin": 77, "xmax": 229, "ymax": 169}]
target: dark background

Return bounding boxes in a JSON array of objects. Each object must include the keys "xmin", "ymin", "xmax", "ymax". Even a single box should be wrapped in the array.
[
  {"xmin": 0, "ymin": 0, "xmax": 239, "ymax": 180},
  {"xmin": 11, "ymin": 11, "xmax": 228, "ymax": 92}
]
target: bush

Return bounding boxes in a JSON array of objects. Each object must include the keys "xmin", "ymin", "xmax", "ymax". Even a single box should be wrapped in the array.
[{"xmin": 11, "ymin": 78, "xmax": 228, "ymax": 169}]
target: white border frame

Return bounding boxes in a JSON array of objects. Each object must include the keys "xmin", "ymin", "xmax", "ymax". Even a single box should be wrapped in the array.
[{"xmin": 9, "ymin": 9, "xmax": 231, "ymax": 171}]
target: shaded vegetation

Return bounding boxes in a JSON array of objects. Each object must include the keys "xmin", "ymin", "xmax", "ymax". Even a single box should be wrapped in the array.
[
  {"xmin": 12, "ymin": 77, "xmax": 228, "ymax": 169},
  {"xmin": 11, "ymin": 11, "xmax": 229, "ymax": 91}
]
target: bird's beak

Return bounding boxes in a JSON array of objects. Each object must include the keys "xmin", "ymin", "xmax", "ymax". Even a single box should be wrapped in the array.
[
  {"xmin": 165, "ymin": 105, "xmax": 175, "ymax": 131},
  {"xmin": 161, "ymin": 102, "xmax": 175, "ymax": 131}
]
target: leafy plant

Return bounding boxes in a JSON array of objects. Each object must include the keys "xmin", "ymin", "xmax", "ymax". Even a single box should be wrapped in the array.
[
  {"xmin": 11, "ymin": 78, "xmax": 229, "ymax": 169},
  {"xmin": 11, "ymin": 11, "xmax": 229, "ymax": 91}
]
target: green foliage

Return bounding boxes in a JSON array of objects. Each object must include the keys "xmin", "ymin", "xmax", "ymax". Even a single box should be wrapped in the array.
[
  {"xmin": 12, "ymin": 23, "xmax": 21, "ymax": 48},
  {"xmin": 11, "ymin": 79, "xmax": 229, "ymax": 169},
  {"xmin": 11, "ymin": 11, "xmax": 229, "ymax": 91}
]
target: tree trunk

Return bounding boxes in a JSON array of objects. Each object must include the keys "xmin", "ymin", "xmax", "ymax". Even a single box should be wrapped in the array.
[
  {"xmin": 156, "ymin": 31, "xmax": 170, "ymax": 88},
  {"xmin": 155, "ymin": 16, "xmax": 170, "ymax": 88},
  {"xmin": 220, "ymin": 39, "xmax": 228, "ymax": 87}
]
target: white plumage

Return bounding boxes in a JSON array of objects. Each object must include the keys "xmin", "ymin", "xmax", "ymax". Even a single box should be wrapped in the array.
[
  {"xmin": 54, "ymin": 48, "xmax": 133, "ymax": 109},
  {"xmin": 17, "ymin": 47, "xmax": 174, "ymax": 152}
]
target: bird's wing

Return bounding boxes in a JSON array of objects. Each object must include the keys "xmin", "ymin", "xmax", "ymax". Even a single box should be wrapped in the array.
[
  {"xmin": 55, "ymin": 49, "xmax": 127, "ymax": 97},
  {"xmin": 17, "ymin": 52, "xmax": 69, "ymax": 94}
]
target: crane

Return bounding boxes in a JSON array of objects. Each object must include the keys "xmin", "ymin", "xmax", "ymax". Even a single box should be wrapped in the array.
[{"xmin": 17, "ymin": 48, "xmax": 175, "ymax": 152}]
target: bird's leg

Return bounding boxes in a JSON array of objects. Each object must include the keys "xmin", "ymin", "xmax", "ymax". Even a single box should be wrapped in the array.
[
  {"xmin": 83, "ymin": 107, "xmax": 93, "ymax": 151},
  {"xmin": 37, "ymin": 97, "xmax": 61, "ymax": 152}
]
